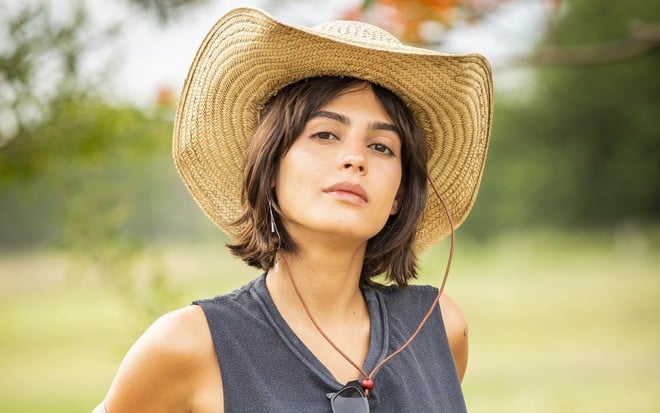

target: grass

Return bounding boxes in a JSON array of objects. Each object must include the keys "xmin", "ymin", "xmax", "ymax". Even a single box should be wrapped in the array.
[{"xmin": 0, "ymin": 229, "xmax": 658, "ymax": 412}]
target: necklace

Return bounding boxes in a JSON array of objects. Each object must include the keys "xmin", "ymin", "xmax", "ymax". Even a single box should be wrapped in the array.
[{"xmin": 278, "ymin": 179, "xmax": 455, "ymax": 395}]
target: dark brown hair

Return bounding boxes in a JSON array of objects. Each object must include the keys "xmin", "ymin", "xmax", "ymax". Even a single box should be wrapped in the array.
[{"xmin": 229, "ymin": 76, "xmax": 428, "ymax": 287}]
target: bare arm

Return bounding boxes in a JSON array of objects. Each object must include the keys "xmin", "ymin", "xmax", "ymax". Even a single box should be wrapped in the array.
[
  {"xmin": 97, "ymin": 305, "xmax": 222, "ymax": 413},
  {"xmin": 439, "ymin": 294, "xmax": 469, "ymax": 382}
]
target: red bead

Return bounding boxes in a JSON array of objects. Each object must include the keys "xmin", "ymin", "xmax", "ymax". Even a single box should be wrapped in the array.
[{"xmin": 360, "ymin": 378, "xmax": 374, "ymax": 390}]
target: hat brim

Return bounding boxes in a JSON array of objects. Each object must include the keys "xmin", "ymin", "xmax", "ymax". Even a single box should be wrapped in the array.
[{"xmin": 173, "ymin": 7, "xmax": 494, "ymax": 251}]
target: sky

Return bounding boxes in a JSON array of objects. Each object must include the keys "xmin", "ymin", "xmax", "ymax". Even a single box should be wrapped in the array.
[{"xmin": 74, "ymin": 0, "xmax": 550, "ymax": 106}]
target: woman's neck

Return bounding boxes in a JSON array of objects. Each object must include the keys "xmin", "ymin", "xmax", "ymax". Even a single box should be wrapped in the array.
[
  {"xmin": 266, "ymin": 241, "xmax": 368, "ymax": 325},
  {"xmin": 265, "ymin": 242, "xmax": 372, "ymax": 384}
]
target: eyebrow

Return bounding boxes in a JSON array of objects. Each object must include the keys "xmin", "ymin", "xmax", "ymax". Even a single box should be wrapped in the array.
[{"xmin": 311, "ymin": 110, "xmax": 399, "ymax": 133}]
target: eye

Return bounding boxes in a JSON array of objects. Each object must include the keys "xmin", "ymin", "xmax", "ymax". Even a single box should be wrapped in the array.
[
  {"xmin": 369, "ymin": 143, "xmax": 395, "ymax": 156},
  {"xmin": 312, "ymin": 131, "xmax": 338, "ymax": 141}
]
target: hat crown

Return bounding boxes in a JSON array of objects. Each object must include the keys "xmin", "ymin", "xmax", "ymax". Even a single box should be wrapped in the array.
[{"xmin": 312, "ymin": 20, "xmax": 402, "ymax": 47}]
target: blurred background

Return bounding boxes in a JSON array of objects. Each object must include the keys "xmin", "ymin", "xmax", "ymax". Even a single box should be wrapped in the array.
[{"xmin": 1, "ymin": 0, "xmax": 658, "ymax": 412}]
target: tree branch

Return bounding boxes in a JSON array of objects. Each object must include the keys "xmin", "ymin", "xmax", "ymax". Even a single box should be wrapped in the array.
[{"xmin": 522, "ymin": 19, "xmax": 660, "ymax": 66}]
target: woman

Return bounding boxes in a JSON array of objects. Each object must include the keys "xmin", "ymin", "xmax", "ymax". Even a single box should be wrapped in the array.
[{"xmin": 95, "ymin": 7, "xmax": 492, "ymax": 413}]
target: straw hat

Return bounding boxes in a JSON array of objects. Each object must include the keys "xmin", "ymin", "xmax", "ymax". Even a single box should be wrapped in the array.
[{"xmin": 173, "ymin": 7, "xmax": 493, "ymax": 251}]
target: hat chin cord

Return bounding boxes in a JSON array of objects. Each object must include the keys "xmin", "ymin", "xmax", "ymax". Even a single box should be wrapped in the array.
[{"xmin": 277, "ymin": 176, "xmax": 455, "ymax": 396}]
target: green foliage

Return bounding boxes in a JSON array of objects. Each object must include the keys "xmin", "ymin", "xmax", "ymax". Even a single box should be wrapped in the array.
[
  {"xmin": 0, "ymin": 95, "xmax": 170, "ymax": 235},
  {"xmin": 464, "ymin": 0, "xmax": 660, "ymax": 237},
  {"xmin": 0, "ymin": 1, "xmax": 113, "ymax": 145},
  {"xmin": 0, "ymin": 94, "xmax": 188, "ymax": 316},
  {"xmin": 127, "ymin": 0, "xmax": 208, "ymax": 22},
  {"xmin": 0, "ymin": 0, "xmax": 207, "ymax": 145},
  {"xmin": 0, "ymin": 0, "xmax": 215, "ymax": 317}
]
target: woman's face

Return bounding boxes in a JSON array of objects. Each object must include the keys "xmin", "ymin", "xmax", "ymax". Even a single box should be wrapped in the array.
[{"xmin": 275, "ymin": 83, "xmax": 402, "ymax": 247}]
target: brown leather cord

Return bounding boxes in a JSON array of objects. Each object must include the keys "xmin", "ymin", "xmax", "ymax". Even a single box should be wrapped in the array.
[
  {"xmin": 280, "ymin": 254, "xmax": 370, "ymax": 379},
  {"xmin": 278, "ymin": 176, "xmax": 456, "ymax": 395}
]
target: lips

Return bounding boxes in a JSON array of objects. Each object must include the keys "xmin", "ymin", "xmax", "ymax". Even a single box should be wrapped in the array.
[{"xmin": 323, "ymin": 182, "xmax": 369, "ymax": 204}]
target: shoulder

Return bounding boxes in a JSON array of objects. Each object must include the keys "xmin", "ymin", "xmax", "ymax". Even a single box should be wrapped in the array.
[
  {"xmin": 439, "ymin": 294, "xmax": 469, "ymax": 382},
  {"xmin": 130, "ymin": 305, "xmax": 212, "ymax": 368},
  {"xmin": 104, "ymin": 305, "xmax": 221, "ymax": 413},
  {"xmin": 143, "ymin": 305, "xmax": 209, "ymax": 346}
]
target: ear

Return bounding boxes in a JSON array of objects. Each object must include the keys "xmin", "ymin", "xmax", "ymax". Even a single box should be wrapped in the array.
[
  {"xmin": 390, "ymin": 198, "xmax": 400, "ymax": 215},
  {"xmin": 391, "ymin": 185, "xmax": 404, "ymax": 216}
]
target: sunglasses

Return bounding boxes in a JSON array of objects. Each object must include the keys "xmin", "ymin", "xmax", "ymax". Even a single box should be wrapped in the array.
[{"xmin": 326, "ymin": 380, "xmax": 370, "ymax": 413}]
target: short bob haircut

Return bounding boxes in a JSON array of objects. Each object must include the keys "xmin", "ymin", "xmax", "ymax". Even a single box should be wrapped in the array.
[{"xmin": 229, "ymin": 76, "xmax": 428, "ymax": 288}]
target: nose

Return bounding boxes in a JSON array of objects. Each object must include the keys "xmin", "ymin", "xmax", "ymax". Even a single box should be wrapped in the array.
[{"xmin": 339, "ymin": 145, "xmax": 367, "ymax": 174}]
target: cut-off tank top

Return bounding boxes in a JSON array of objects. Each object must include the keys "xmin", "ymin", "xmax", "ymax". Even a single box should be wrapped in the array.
[{"xmin": 194, "ymin": 274, "xmax": 467, "ymax": 412}]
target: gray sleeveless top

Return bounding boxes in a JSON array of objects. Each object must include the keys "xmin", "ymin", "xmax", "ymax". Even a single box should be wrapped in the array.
[{"xmin": 194, "ymin": 275, "xmax": 467, "ymax": 412}]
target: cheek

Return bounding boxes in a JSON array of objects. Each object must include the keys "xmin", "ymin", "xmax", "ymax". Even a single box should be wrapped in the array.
[
  {"xmin": 385, "ymin": 164, "xmax": 403, "ymax": 198},
  {"xmin": 275, "ymin": 148, "xmax": 316, "ymax": 202},
  {"xmin": 370, "ymin": 166, "xmax": 402, "ymax": 218}
]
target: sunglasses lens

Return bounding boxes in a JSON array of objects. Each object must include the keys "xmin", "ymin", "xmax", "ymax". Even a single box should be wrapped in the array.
[{"xmin": 331, "ymin": 385, "xmax": 369, "ymax": 413}]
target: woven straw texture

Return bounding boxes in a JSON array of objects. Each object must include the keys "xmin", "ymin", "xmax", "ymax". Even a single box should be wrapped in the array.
[{"xmin": 173, "ymin": 7, "xmax": 494, "ymax": 252}]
